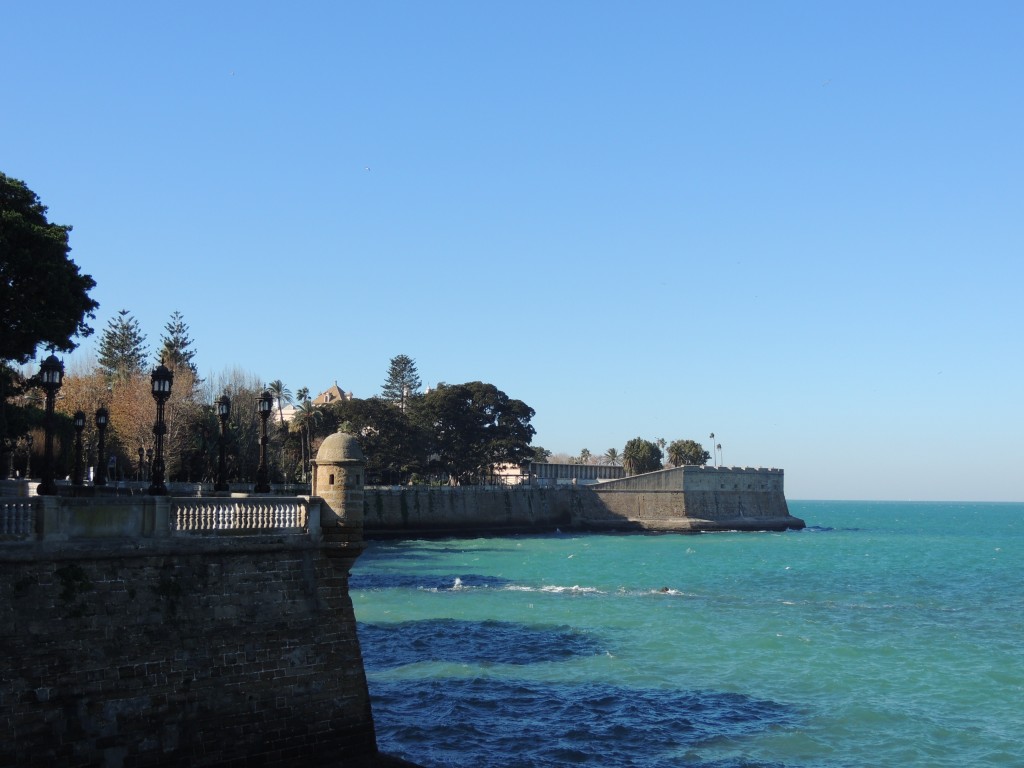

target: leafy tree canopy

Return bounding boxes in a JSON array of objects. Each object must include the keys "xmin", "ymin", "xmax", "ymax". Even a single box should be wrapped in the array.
[
  {"xmin": 411, "ymin": 381, "xmax": 535, "ymax": 484},
  {"xmin": 667, "ymin": 439, "xmax": 711, "ymax": 467},
  {"xmin": 381, "ymin": 354, "xmax": 422, "ymax": 406},
  {"xmin": 327, "ymin": 397, "xmax": 427, "ymax": 481},
  {"xmin": 622, "ymin": 437, "xmax": 663, "ymax": 476},
  {"xmin": 0, "ymin": 171, "xmax": 98, "ymax": 364},
  {"xmin": 98, "ymin": 309, "xmax": 147, "ymax": 380}
]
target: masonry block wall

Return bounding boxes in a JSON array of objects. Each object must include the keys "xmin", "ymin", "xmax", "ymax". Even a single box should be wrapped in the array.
[
  {"xmin": 363, "ymin": 486, "xmax": 570, "ymax": 535},
  {"xmin": 586, "ymin": 467, "xmax": 793, "ymax": 532},
  {"xmin": 0, "ymin": 538, "xmax": 377, "ymax": 767},
  {"xmin": 362, "ymin": 468, "xmax": 802, "ymax": 537}
]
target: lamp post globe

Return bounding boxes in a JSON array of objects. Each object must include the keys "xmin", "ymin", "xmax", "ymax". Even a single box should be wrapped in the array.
[
  {"xmin": 147, "ymin": 363, "xmax": 174, "ymax": 495},
  {"xmin": 72, "ymin": 411, "xmax": 86, "ymax": 487},
  {"xmin": 254, "ymin": 390, "xmax": 273, "ymax": 493},
  {"xmin": 94, "ymin": 407, "xmax": 109, "ymax": 487},
  {"xmin": 215, "ymin": 394, "xmax": 231, "ymax": 493},
  {"xmin": 37, "ymin": 354, "xmax": 64, "ymax": 495}
]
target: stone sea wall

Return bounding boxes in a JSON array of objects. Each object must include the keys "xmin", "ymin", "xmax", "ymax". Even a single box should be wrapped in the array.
[
  {"xmin": 0, "ymin": 495, "xmax": 387, "ymax": 767},
  {"xmin": 363, "ymin": 467, "xmax": 803, "ymax": 537}
]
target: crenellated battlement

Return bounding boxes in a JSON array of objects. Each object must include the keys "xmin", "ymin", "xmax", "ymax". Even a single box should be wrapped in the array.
[{"xmin": 591, "ymin": 465, "xmax": 785, "ymax": 493}]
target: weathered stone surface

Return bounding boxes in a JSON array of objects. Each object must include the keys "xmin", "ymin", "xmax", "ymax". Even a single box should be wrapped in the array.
[
  {"xmin": 362, "ymin": 467, "xmax": 804, "ymax": 537},
  {"xmin": 0, "ymin": 534, "xmax": 382, "ymax": 766},
  {"xmin": 0, "ymin": 435, "xmax": 421, "ymax": 767}
]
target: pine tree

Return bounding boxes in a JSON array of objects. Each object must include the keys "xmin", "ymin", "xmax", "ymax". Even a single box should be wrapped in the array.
[
  {"xmin": 381, "ymin": 354, "xmax": 422, "ymax": 409},
  {"xmin": 159, "ymin": 310, "xmax": 197, "ymax": 374},
  {"xmin": 97, "ymin": 309, "xmax": 148, "ymax": 380}
]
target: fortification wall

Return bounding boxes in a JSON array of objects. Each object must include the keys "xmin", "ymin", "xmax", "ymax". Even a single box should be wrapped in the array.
[
  {"xmin": 581, "ymin": 488, "xmax": 793, "ymax": 532},
  {"xmin": 362, "ymin": 468, "xmax": 801, "ymax": 537},
  {"xmin": 0, "ymin": 496, "xmax": 385, "ymax": 767},
  {"xmin": 590, "ymin": 465, "xmax": 785, "ymax": 493},
  {"xmin": 363, "ymin": 486, "xmax": 573, "ymax": 535}
]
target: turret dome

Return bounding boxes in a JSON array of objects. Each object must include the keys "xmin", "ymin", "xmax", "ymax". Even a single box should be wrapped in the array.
[{"xmin": 315, "ymin": 430, "xmax": 365, "ymax": 464}]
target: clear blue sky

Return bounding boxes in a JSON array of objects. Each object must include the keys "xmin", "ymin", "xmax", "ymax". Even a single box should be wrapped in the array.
[{"xmin": 4, "ymin": 2, "xmax": 1022, "ymax": 501}]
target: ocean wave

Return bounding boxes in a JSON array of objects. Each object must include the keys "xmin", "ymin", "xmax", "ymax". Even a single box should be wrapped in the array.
[{"xmin": 351, "ymin": 573, "xmax": 513, "ymax": 591}]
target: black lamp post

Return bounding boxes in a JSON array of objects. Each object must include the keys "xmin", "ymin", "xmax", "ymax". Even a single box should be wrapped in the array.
[
  {"xmin": 147, "ymin": 364, "xmax": 174, "ymax": 495},
  {"xmin": 72, "ymin": 411, "xmax": 86, "ymax": 487},
  {"xmin": 146, "ymin": 448, "xmax": 153, "ymax": 481},
  {"xmin": 255, "ymin": 390, "xmax": 273, "ymax": 493},
  {"xmin": 94, "ymin": 407, "xmax": 109, "ymax": 487},
  {"xmin": 1, "ymin": 437, "xmax": 11, "ymax": 480},
  {"xmin": 137, "ymin": 447, "xmax": 145, "ymax": 481},
  {"xmin": 37, "ymin": 354, "xmax": 64, "ymax": 495},
  {"xmin": 25, "ymin": 433, "xmax": 33, "ymax": 480},
  {"xmin": 215, "ymin": 394, "xmax": 231, "ymax": 493}
]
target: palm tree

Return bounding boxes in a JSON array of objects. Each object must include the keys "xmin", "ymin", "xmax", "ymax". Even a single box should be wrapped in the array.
[
  {"xmin": 267, "ymin": 380, "xmax": 292, "ymax": 428},
  {"xmin": 291, "ymin": 398, "xmax": 321, "ymax": 481},
  {"xmin": 667, "ymin": 442, "xmax": 684, "ymax": 468},
  {"xmin": 603, "ymin": 447, "xmax": 620, "ymax": 466},
  {"xmin": 709, "ymin": 433, "xmax": 716, "ymax": 467}
]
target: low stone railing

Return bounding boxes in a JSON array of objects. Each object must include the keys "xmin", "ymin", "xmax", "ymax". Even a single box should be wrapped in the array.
[
  {"xmin": 171, "ymin": 498, "xmax": 308, "ymax": 533},
  {"xmin": 0, "ymin": 495, "xmax": 319, "ymax": 545},
  {"xmin": 0, "ymin": 500, "xmax": 36, "ymax": 541}
]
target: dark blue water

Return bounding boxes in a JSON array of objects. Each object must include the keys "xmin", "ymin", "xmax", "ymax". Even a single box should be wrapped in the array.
[{"xmin": 352, "ymin": 501, "xmax": 1024, "ymax": 767}]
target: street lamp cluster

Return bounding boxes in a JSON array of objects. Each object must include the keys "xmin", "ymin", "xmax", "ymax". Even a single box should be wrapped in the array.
[
  {"xmin": 37, "ymin": 355, "xmax": 64, "ymax": 495},
  {"xmin": 255, "ymin": 390, "xmax": 273, "ymax": 493},
  {"xmin": 30, "ymin": 355, "xmax": 279, "ymax": 497},
  {"xmin": 215, "ymin": 395, "xmax": 231, "ymax": 493},
  {"xmin": 95, "ymin": 407, "xmax": 109, "ymax": 486},
  {"xmin": 148, "ymin": 363, "xmax": 173, "ymax": 495},
  {"xmin": 70, "ymin": 408, "xmax": 109, "ymax": 489}
]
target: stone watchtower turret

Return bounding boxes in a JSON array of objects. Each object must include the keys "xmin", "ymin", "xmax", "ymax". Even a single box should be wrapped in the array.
[{"xmin": 311, "ymin": 429, "xmax": 366, "ymax": 554}]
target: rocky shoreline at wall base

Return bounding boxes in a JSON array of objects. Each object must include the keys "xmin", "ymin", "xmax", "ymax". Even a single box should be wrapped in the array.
[{"xmin": 363, "ymin": 514, "xmax": 805, "ymax": 540}]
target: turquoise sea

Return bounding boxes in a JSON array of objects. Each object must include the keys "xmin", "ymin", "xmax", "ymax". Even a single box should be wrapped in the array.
[{"xmin": 351, "ymin": 501, "xmax": 1023, "ymax": 767}]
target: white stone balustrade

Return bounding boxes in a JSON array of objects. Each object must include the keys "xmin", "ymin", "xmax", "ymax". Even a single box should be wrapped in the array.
[
  {"xmin": 0, "ymin": 491, "xmax": 315, "ymax": 544},
  {"xmin": 171, "ymin": 498, "xmax": 307, "ymax": 533},
  {"xmin": 0, "ymin": 501, "xmax": 36, "ymax": 540}
]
